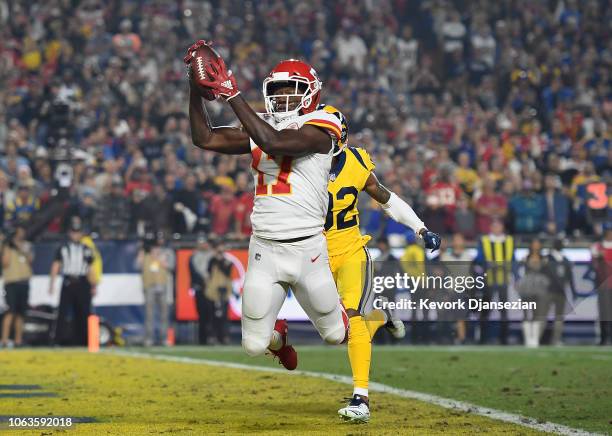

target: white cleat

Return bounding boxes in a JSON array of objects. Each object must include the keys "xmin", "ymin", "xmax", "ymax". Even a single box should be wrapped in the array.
[
  {"xmin": 338, "ymin": 395, "xmax": 370, "ymax": 423},
  {"xmin": 386, "ymin": 319, "xmax": 406, "ymax": 339},
  {"xmin": 376, "ymin": 296, "xmax": 406, "ymax": 339}
]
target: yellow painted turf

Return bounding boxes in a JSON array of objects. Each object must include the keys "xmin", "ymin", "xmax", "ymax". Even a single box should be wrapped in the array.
[{"xmin": 0, "ymin": 350, "xmax": 540, "ymax": 435}]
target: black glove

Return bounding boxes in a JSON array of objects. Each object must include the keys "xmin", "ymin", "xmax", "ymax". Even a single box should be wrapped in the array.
[{"xmin": 421, "ymin": 230, "xmax": 441, "ymax": 252}]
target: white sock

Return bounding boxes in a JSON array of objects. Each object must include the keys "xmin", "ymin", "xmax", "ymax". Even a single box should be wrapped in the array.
[
  {"xmin": 522, "ymin": 321, "xmax": 530, "ymax": 346},
  {"xmin": 527, "ymin": 321, "xmax": 539, "ymax": 348},
  {"xmin": 268, "ymin": 330, "xmax": 283, "ymax": 351},
  {"xmin": 353, "ymin": 387, "xmax": 368, "ymax": 397}
]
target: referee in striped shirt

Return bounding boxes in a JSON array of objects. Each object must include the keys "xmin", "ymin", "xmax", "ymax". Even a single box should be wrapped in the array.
[{"xmin": 49, "ymin": 218, "xmax": 96, "ymax": 346}]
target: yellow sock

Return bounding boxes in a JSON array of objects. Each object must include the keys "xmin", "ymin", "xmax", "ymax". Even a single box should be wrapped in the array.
[
  {"xmin": 348, "ymin": 316, "xmax": 371, "ymax": 394},
  {"xmin": 364, "ymin": 309, "xmax": 387, "ymax": 340}
]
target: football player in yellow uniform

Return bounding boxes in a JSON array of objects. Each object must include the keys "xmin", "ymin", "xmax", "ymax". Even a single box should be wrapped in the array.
[{"xmin": 320, "ymin": 105, "xmax": 441, "ymax": 422}]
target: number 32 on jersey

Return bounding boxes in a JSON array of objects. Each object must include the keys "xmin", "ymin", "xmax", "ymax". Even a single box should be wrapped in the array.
[
  {"xmin": 325, "ymin": 186, "xmax": 359, "ymax": 231},
  {"xmin": 251, "ymin": 147, "xmax": 292, "ymax": 196}
]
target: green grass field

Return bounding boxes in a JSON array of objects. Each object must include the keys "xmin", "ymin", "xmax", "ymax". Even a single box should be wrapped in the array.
[
  {"xmin": 0, "ymin": 346, "xmax": 610, "ymax": 435},
  {"xmin": 146, "ymin": 345, "xmax": 612, "ymax": 434}
]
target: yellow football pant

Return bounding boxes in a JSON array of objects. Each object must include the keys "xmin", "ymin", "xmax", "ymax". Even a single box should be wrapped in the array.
[{"xmin": 331, "ymin": 247, "xmax": 386, "ymax": 393}]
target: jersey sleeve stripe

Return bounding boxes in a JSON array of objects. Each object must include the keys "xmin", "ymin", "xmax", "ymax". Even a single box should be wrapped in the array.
[
  {"xmin": 348, "ymin": 147, "xmax": 369, "ymax": 170},
  {"xmin": 304, "ymin": 119, "xmax": 342, "ymax": 140}
]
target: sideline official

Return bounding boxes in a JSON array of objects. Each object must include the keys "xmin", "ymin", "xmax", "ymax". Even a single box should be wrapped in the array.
[
  {"xmin": 49, "ymin": 219, "xmax": 96, "ymax": 346},
  {"xmin": 474, "ymin": 219, "xmax": 515, "ymax": 344}
]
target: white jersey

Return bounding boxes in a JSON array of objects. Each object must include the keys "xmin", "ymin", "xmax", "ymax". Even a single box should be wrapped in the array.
[{"xmin": 249, "ymin": 108, "xmax": 343, "ymax": 240}]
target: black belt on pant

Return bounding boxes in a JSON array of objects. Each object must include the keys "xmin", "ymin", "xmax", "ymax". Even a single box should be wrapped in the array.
[
  {"xmin": 63, "ymin": 275, "xmax": 87, "ymax": 285},
  {"xmin": 267, "ymin": 233, "xmax": 318, "ymax": 243}
]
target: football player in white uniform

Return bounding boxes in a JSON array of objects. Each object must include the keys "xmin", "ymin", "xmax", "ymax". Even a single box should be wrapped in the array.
[{"xmin": 185, "ymin": 41, "xmax": 348, "ymax": 370}]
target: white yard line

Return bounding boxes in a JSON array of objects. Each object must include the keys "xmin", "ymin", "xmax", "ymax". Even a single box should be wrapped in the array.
[{"xmin": 108, "ymin": 349, "xmax": 600, "ymax": 436}]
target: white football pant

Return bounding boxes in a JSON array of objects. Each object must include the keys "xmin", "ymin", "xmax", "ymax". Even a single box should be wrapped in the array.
[{"xmin": 241, "ymin": 233, "xmax": 347, "ymax": 356}]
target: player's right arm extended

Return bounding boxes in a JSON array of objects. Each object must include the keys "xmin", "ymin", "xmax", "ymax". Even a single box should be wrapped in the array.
[
  {"xmin": 188, "ymin": 87, "xmax": 250, "ymax": 155},
  {"xmin": 363, "ymin": 172, "xmax": 426, "ymax": 233},
  {"xmin": 364, "ymin": 172, "xmax": 441, "ymax": 251}
]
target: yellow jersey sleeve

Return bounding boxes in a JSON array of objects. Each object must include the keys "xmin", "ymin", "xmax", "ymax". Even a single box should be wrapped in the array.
[{"xmin": 346, "ymin": 146, "xmax": 375, "ymax": 190}]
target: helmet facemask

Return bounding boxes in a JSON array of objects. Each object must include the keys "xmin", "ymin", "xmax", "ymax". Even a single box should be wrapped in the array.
[{"xmin": 263, "ymin": 76, "xmax": 320, "ymax": 121}]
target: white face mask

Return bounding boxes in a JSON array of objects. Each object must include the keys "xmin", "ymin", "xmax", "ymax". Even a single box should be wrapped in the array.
[
  {"xmin": 263, "ymin": 74, "xmax": 320, "ymax": 121},
  {"xmin": 264, "ymin": 81, "xmax": 308, "ymax": 120}
]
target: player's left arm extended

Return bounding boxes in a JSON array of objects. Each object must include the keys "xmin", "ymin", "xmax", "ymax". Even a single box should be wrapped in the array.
[
  {"xmin": 363, "ymin": 172, "xmax": 441, "ymax": 251},
  {"xmin": 195, "ymin": 56, "xmax": 331, "ymax": 156}
]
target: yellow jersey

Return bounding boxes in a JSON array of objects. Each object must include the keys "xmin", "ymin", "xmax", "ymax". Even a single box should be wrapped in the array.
[{"xmin": 324, "ymin": 146, "xmax": 375, "ymax": 259}]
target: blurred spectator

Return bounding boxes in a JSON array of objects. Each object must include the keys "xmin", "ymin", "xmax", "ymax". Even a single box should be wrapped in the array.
[
  {"xmin": 454, "ymin": 196, "xmax": 475, "ymax": 240},
  {"xmin": 543, "ymin": 174, "xmax": 570, "ymax": 236},
  {"xmin": 141, "ymin": 183, "xmax": 173, "ymax": 236},
  {"xmin": 454, "ymin": 152, "xmax": 479, "ymax": 196},
  {"xmin": 396, "ymin": 25, "xmax": 418, "ymax": 80},
  {"xmin": 424, "ymin": 167, "xmax": 461, "ymax": 234},
  {"xmin": 234, "ymin": 172, "xmax": 253, "ymax": 239},
  {"xmin": 333, "ymin": 22, "xmax": 368, "ymax": 73},
  {"xmin": 94, "ymin": 178, "xmax": 130, "ymax": 239},
  {"xmin": 411, "ymin": 56, "xmax": 440, "ymax": 94},
  {"xmin": 475, "ymin": 176, "xmax": 507, "ymax": 235},
  {"xmin": 1, "ymin": 224, "xmax": 32, "ymax": 347},
  {"xmin": 441, "ymin": 10, "xmax": 465, "ymax": 55},
  {"xmin": 509, "ymin": 180, "xmax": 545, "ymax": 234},
  {"xmin": 0, "ymin": 171, "xmax": 9, "ymax": 229},
  {"xmin": 66, "ymin": 187, "xmax": 97, "ymax": 233},
  {"xmin": 171, "ymin": 172, "xmax": 202, "ymax": 235},
  {"xmin": 5, "ymin": 179, "xmax": 39, "ymax": 229},
  {"xmin": 112, "ymin": 19, "xmax": 142, "ymax": 57},
  {"xmin": 591, "ymin": 229, "xmax": 612, "ymax": 346},
  {"xmin": 209, "ymin": 184, "xmax": 238, "ymax": 238},
  {"xmin": 469, "ymin": 20, "xmax": 495, "ymax": 83},
  {"xmin": 129, "ymin": 187, "xmax": 150, "ymax": 237}
]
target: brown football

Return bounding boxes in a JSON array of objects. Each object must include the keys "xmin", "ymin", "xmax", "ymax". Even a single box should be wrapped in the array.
[{"xmin": 189, "ymin": 44, "xmax": 218, "ymax": 101}]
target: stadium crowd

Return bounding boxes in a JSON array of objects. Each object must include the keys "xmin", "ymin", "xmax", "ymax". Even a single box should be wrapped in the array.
[{"xmin": 0, "ymin": 0, "xmax": 610, "ymax": 244}]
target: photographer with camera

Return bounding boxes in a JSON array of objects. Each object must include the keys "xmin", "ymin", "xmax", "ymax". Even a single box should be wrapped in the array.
[
  {"xmin": 189, "ymin": 234, "xmax": 213, "ymax": 345},
  {"xmin": 204, "ymin": 240, "xmax": 233, "ymax": 345},
  {"xmin": 137, "ymin": 234, "xmax": 172, "ymax": 346},
  {"xmin": 1, "ymin": 224, "xmax": 33, "ymax": 348}
]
